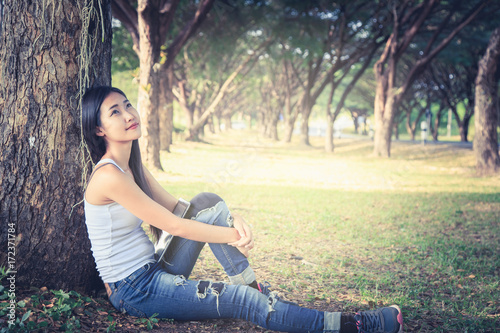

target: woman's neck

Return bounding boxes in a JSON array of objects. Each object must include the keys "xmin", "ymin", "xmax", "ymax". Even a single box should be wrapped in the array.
[{"xmin": 102, "ymin": 142, "xmax": 132, "ymax": 171}]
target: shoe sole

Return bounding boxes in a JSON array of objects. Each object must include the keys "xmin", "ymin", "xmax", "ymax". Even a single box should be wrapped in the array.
[{"xmin": 389, "ymin": 305, "xmax": 404, "ymax": 333}]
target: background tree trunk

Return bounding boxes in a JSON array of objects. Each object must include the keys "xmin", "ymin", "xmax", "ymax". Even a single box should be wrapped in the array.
[
  {"xmin": 0, "ymin": 0, "xmax": 112, "ymax": 292},
  {"xmin": 474, "ymin": 26, "xmax": 500, "ymax": 173},
  {"xmin": 137, "ymin": 0, "xmax": 163, "ymax": 170},
  {"xmin": 159, "ymin": 67, "xmax": 174, "ymax": 151}
]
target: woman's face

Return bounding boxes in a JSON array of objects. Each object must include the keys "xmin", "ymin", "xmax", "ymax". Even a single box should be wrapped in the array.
[{"xmin": 96, "ymin": 92, "xmax": 141, "ymax": 144}]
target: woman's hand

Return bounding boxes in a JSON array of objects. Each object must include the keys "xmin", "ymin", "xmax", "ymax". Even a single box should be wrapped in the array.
[{"xmin": 228, "ymin": 213, "xmax": 254, "ymax": 257}]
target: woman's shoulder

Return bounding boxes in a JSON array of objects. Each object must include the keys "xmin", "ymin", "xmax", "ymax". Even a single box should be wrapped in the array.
[{"xmin": 85, "ymin": 161, "xmax": 128, "ymax": 205}]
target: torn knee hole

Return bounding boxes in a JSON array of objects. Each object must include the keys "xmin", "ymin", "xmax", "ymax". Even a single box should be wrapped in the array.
[
  {"xmin": 173, "ymin": 275, "xmax": 187, "ymax": 287},
  {"xmin": 196, "ymin": 281, "xmax": 226, "ymax": 316},
  {"xmin": 196, "ymin": 280, "xmax": 226, "ymax": 298},
  {"xmin": 210, "ymin": 282, "xmax": 225, "ymax": 296},
  {"xmin": 267, "ymin": 292, "xmax": 278, "ymax": 313},
  {"xmin": 196, "ymin": 280, "xmax": 211, "ymax": 299}
]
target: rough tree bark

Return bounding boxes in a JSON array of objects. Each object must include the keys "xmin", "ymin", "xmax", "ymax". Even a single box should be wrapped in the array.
[
  {"xmin": 474, "ymin": 26, "xmax": 500, "ymax": 173},
  {"xmin": 137, "ymin": 0, "xmax": 163, "ymax": 169},
  {"xmin": 0, "ymin": 0, "xmax": 112, "ymax": 292}
]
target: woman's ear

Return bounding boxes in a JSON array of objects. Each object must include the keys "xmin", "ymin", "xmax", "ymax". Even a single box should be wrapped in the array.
[{"xmin": 96, "ymin": 126, "xmax": 105, "ymax": 137}]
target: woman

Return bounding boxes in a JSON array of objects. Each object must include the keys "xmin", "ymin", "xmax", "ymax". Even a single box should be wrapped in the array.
[{"xmin": 82, "ymin": 86, "xmax": 403, "ymax": 333}]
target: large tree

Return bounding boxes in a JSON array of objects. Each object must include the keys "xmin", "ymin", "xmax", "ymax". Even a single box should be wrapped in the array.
[
  {"xmin": 112, "ymin": 0, "xmax": 215, "ymax": 169},
  {"xmin": 373, "ymin": 0, "xmax": 489, "ymax": 157},
  {"xmin": 0, "ymin": 0, "xmax": 112, "ymax": 291},
  {"xmin": 474, "ymin": 26, "xmax": 500, "ymax": 173}
]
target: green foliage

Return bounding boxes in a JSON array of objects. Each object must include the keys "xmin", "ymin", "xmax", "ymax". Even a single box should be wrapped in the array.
[
  {"xmin": 135, "ymin": 313, "xmax": 160, "ymax": 331},
  {"xmin": 112, "ymin": 70, "xmax": 139, "ymax": 106},
  {"xmin": 111, "ymin": 22, "xmax": 139, "ymax": 74},
  {"xmin": 0, "ymin": 287, "xmax": 85, "ymax": 332}
]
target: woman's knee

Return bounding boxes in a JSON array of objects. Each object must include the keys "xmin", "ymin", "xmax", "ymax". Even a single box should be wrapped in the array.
[{"xmin": 187, "ymin": 192, "xmax": 224, "ymax": 218}]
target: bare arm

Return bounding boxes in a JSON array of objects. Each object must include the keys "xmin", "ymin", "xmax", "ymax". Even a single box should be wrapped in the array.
[
  {"xmin": 92, "ymin": 165, "xmax": 242, "ymax": 244},
  {"xmin": 142, "ymin": 165, "xmax": 178, "ymax": 212},
  {"xmin": 143, "ymin": 164, "xmax": 254, "ymax": 251}
]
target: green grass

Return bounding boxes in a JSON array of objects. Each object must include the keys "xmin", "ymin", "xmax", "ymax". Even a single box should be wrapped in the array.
[
  {"xmin": 153, "ymin": 130, "xmax": 499, "ymax": 332},
  {"xmin": 4, "ymin": 129, "xmax": 497, "ymax": 332}
]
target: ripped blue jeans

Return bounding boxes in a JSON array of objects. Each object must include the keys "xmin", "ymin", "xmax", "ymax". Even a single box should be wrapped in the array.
[{"xmin": 107, "ymin": 201, "xmax": 341, "ymax": 332}]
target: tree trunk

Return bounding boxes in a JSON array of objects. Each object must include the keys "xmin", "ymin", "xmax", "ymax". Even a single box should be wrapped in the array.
[
  {"xmin": 246, "ymin": 114, "xmax": 252, "ymax": 130},
  {"xmin": 353, "ymin": 115, "xmax": 359, "ymax": 134},
  {"xmin": 405, "ymin": 109, "xmax": 416, "ymax": 141},
  {"xmin": 159, "ymin": 66, "xmax": 174, "ymax": 151},
  {"xmin": 223, "ymin": 115, "xmax": 232, "ymax": 131},
  {"xmin": 217, "ymin": 115, "xmax": 223, "ymax": 132},
  {"xmin": 300, "ymin": 104, "xmax": 312, "ymax": 145},
  {"xmin": 208, "ymin": 115, "xmax": 216, "ymax": 134},
  {"xmin": 175, "ymin": 80, "xmax": 195, "ymax": 129},
  {"xmin": 283, "ymin": 120, "xmax": 295, "ymax": 143},
  {"xmin": 137, "ymin": 0, "xmax": 162, "ymax": 170},
  {"xmin": 325, "ymin": 113, "xmax": 334, "ymax": 153},
  {"xmin": 269, "ymin": 115, "xmax": 279, "ymax": 141},
  {"xmin": 373, "ymin": 40, "xmax": 397, "ymax": 157},
  {"xmin": 459, "ymin": 116, "xmax": 471, "ymax": 142},
  {"xmin": 0, "ymin": 0, "xmax": 112, "ymax": 292},
  {"xmin": 432, "ymin": 106, "xmax": 446, "ymax": 141},
  {"xmin": 474, "ymin": 27, "xmax": 500, "ymax": 173},
  {"xmin": 281, "ymin": 60, "xmax": 298, "ymax": 143},
  {"xmin": 257, "ymin": 108, "xmax": 266, "ymax": 136},
  {"xmin": 393, "ymin": 122, "xmax": 400, "ymax": 140},
  {"xmin": 325, "ymin": 79, "xmax": 336, "ymax": 153}
]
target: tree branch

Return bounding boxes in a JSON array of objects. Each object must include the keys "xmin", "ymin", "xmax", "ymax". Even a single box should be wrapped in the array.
[
  {"xmin": 112, "ymin": 0, "xmax": 140, "ymax": 55},
  {"xmin": 159, "ymin": 0, "xmax": 181, "ymax": 41},
  {"xmin": 397, "ymin": 0, "xmax": 489, "ymax": 105},
  {"xmin": 396, "ymin": 0, "xmax": 438, "ymax": 59},
  {"xmin": 161, "ymin": 0, "xmax": 216, "ymax": 71}
]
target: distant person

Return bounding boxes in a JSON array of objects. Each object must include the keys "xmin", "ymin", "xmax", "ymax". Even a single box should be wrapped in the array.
[
  {"xmin": 357, "ymin": 116, "xmax": 364, "ymax": 135},
  {"xmin": 81, "ymin": 86, "xmax": 404, "ymax": 333},
  {"xmin": 420, "ymin": 120, "xmax": 428, "ymax": 145}
]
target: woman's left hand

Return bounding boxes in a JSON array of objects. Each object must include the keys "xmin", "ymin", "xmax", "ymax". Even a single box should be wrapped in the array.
[{"xmin": 228, "ymin": 213, "xmax": 254, "ymax": 254}]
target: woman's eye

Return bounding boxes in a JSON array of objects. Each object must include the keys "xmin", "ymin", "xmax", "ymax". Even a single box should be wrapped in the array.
[
  {"xmin": 111, "ymin": 110, "xmax": 119, "ymax": 115},
  {"xmin": 126, "ymin": 103, "xmax": 133, "ymax": 108}
]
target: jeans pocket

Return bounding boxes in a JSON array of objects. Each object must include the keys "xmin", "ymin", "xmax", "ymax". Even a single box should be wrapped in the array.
[
  {"xmin": 125, "ymin": 263, "xmax": 155, "ymax": 287},
  {"xmin": 120, "ymin": 299, "xmax": 147, "ymax": 318}
]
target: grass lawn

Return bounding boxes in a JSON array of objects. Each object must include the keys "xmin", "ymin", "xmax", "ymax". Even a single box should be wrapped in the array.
[
  {"xmin": 3, "ymin": 130, "xmax": 498, "ymax": 332},
  {"xmin": 153, "ymin": 130, "xmax": 499, "ymax": 332}
]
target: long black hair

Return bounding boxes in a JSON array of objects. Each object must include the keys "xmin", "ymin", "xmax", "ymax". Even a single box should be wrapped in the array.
[{"xmin": 82, "ymin": 86, "xmax": 162, "ymax": 242}]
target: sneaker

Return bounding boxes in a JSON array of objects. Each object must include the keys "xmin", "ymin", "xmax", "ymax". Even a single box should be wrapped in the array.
[
  {"xmin": 354, "ymin": 305, "xmax": 403, "ymax": 333},
  {"xmin": 257, "ymin": 281, "xmax": 273, "ymax": 296}
]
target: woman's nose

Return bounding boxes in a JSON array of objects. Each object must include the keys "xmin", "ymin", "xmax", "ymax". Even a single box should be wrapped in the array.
[{"xmin": 124, "ymin": 110, "xmax": 135, "ymax": 121}]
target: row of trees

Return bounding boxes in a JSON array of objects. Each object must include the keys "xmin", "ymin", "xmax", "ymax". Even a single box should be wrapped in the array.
[
  {"xmin": 111, "ymin": 0, "xmax": 500, "ymax": 168},
  {"xmin": 0, "ymin": 0, "xmax": 499, "ymax": 291}
]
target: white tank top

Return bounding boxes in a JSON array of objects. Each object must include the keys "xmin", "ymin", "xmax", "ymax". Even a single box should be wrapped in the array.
[{"xmin": 84, "ymin": 159, "xmax": 155, "ymax": 283}]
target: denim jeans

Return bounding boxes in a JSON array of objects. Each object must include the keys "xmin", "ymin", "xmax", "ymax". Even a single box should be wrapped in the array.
[{"xmin": 107, "ymin": 201, "xmax": 341, "ymax": 332}]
